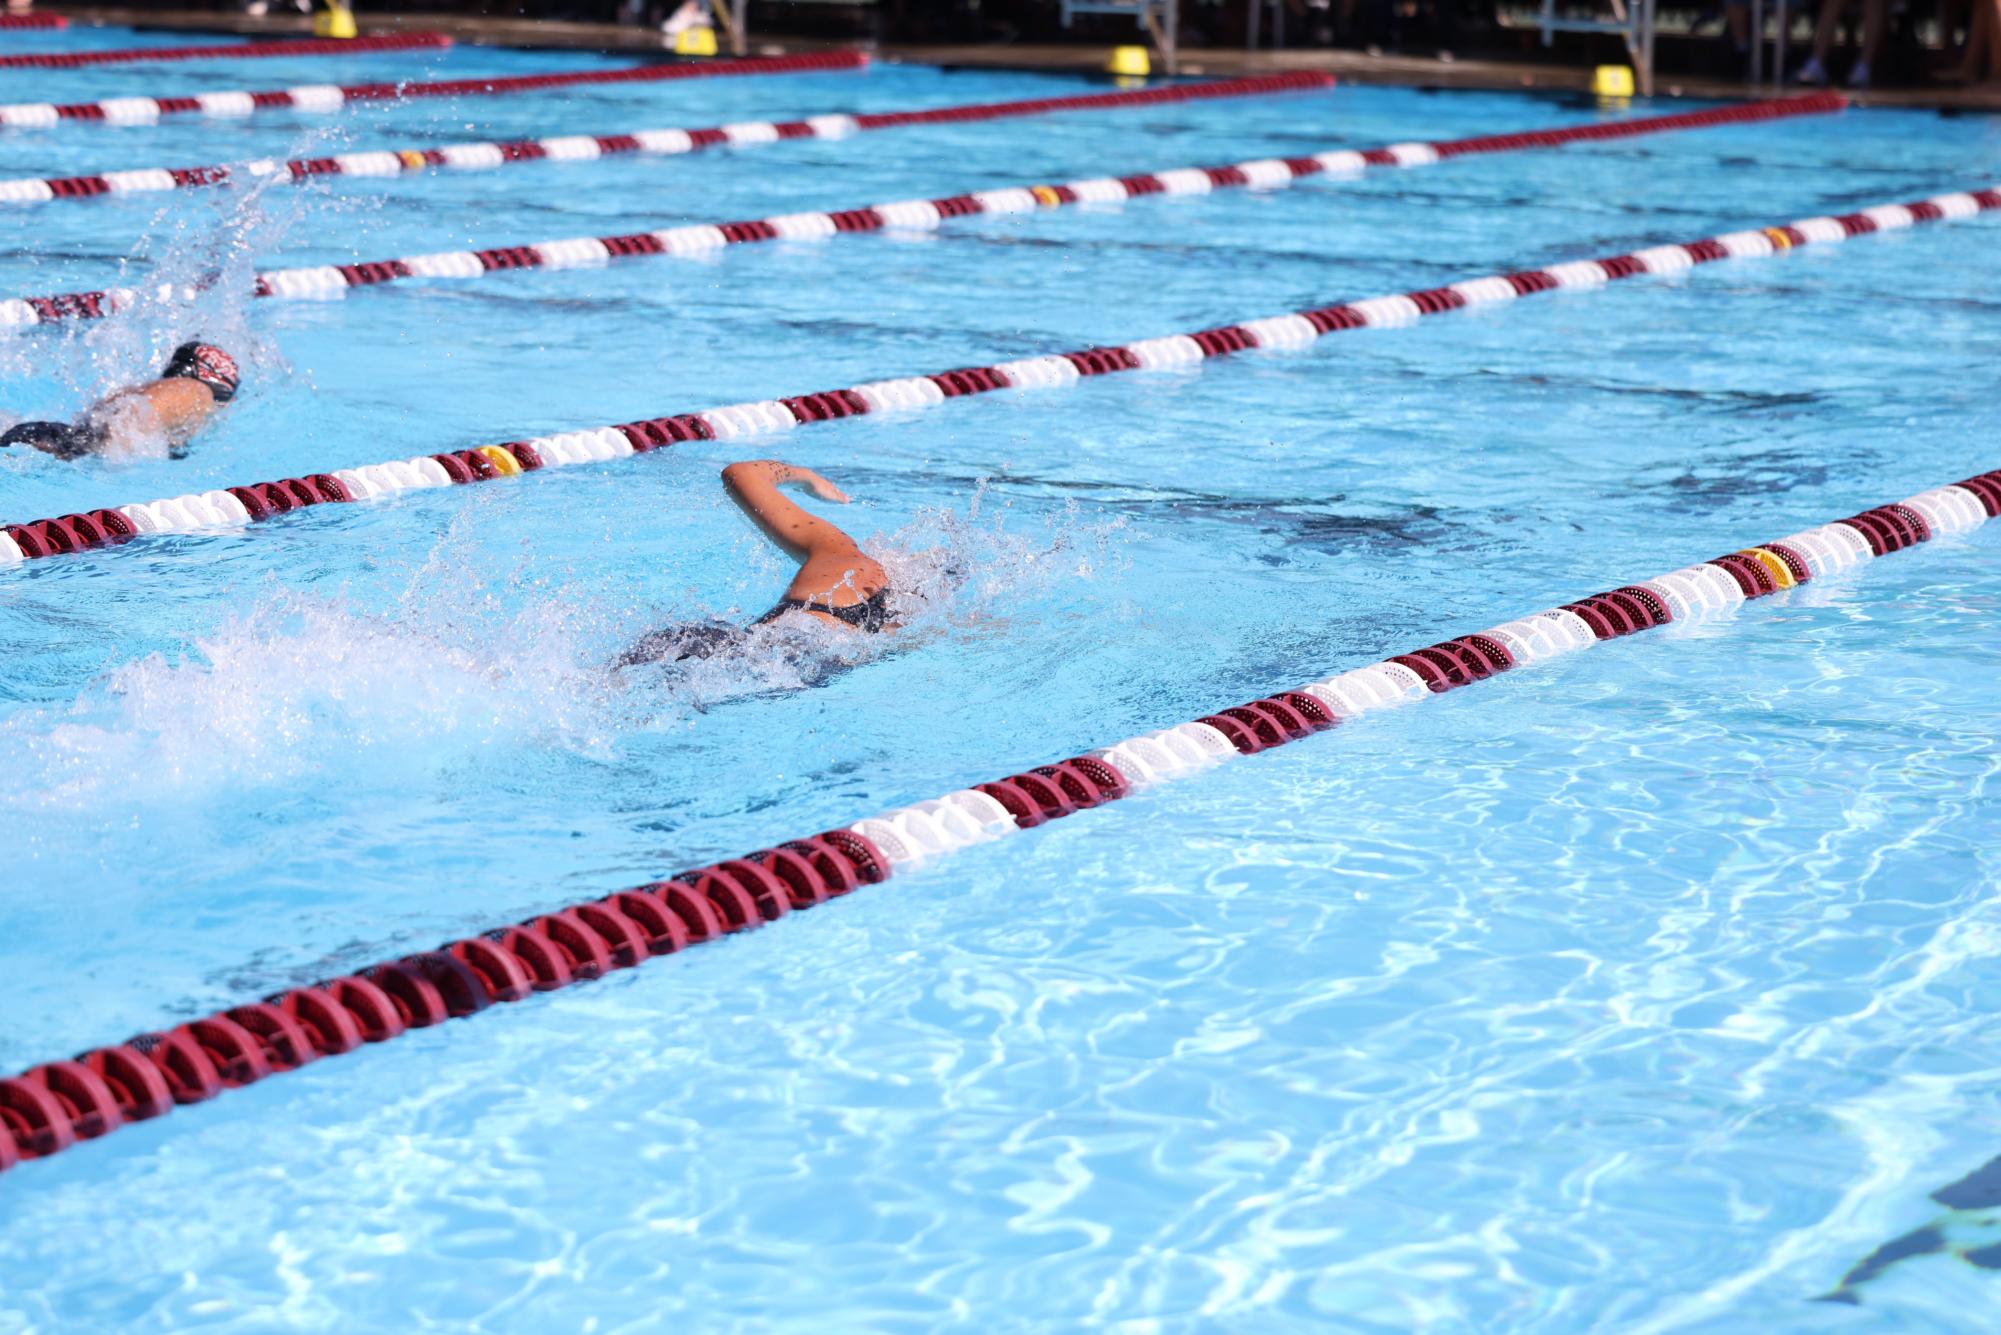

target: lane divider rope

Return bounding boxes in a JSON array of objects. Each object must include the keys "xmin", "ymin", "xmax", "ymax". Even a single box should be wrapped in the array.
[
  {"xmin": 0, "ymin": 31, "xmax": 452, "ymax": 69},
  {"xmin": 0, "ymin": 13, "xmax": 66, "ymax": 28},
  {"xmin": 1, "ymin": 468, "xmax": 1992, "ymax": 1176},
  {"xmin": 1, "ymin": 182, "xmax": 1991, "ymax": 566},
  {"xmin": 0, "ymin": 92, "xmax": 1844, "ymax": 317},
  {"xmin": 0, "ymin": 72, "xmax": 1335, "ymax": 208},
  {"xmin": 0, "ymin": 49, "xmax": 867, "ymax": 129}
]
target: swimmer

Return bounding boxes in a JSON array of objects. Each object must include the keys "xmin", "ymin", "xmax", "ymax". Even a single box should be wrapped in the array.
[
  {"xmin": 618, "ymin": 459, "xmax": 896, "ymax": 667},
  {"xmin": 1, "ymin": 341, "xmax": 239, "ymax": 461}
]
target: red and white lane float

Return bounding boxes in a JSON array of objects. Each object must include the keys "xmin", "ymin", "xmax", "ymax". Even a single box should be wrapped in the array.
[
  {"xmin": 0, "ymin": 13, "xmax": 66, "ymax": 28},
  {"xmin": 0, "ymin": 467, "xmax": 1993, "ymax": 1177},
  {"xmin": 0, "ymin": 72, "xmax": 1335, "ymax": 207},
  {"xmin": 0, "ymin": 182, "xmax": 1993, "ymax": 566},
  {"xmin": 0, "ymin": 31, "xmax": 452, "ymax": 69},
  {"xmin": 0, "ymin": 49, "xmax": 865, "ymax": 128},
  {"xmin": 0, "ymin": 92, "xmax": 1846, "ymax": 308}
]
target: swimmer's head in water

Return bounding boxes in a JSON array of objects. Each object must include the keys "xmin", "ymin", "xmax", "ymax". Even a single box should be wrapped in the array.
[{"xmin": 161, "ymin": 341, "xmax": 240, "ymax": 404}]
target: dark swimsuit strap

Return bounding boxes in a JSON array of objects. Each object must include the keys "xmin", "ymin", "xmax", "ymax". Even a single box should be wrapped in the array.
[{"xmin": 758, "ymin": 587, "xmax": 894, "ymax": 633}]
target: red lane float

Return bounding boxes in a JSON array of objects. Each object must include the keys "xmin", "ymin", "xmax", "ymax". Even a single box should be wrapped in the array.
[
  {"xmin": 2, "ymin": 182, "xmax": 1993, "ymax": 564},
  {"xmin": 0, "ymin": 828, "xmax": 890, "ymax": 1172},
  {"xmin": 0, "ymin": 72, "xmax": 1334, "ymax": 207},
  {"xmin": 0, "ymin": 92, "xmax": 1848, "ymax": 316},
  {"xmin": 0, "ymin": 13, "xmax": 66, "ymax": 28},
  {"xmin": 0, "ymin": 49, "xmax": 866, "ymax": 128},
  {"xmin": 0, "ymin": 32, "xmax": 451, "ymax": 69},
  {"xmin": 2, "ymin": 469, "xmax": 1993, "ymax": 1175}
]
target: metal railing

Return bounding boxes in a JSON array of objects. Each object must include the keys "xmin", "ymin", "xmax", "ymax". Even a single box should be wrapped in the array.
[
  {"xmin": 1245, "ymin": 0, "xmax": 1287, "ymax": 50},
  {"xmin": 714, "ymin": 0, "xmax": 748, "ymax": 55},
  {"xmin": 1059, "ymin": 0, "xmax": 1181, "ymax": 73},
  {"xmin": 1747, "ymin": 0, "xmax": 1801, "ymax": 86},
  {"xmin": 1532, "ymin": 0, "xmax": 1658, "ymax": 95}
]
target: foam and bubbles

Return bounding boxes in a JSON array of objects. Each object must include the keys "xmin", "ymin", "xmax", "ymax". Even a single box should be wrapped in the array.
[
  {"xmin": 0, "ymin": 490, "xmax": 1123, "ymax": 810},
  {"xmin": 0, "ymin": 590, "xmax": 618, "ymax": 813},
  {"xmin": 0, "ymin": 116, "xmax": 369, "ymax": 457},
  {"xmin": 613, "ymin": 487, "xmax": 1127, "ymax": 707}
]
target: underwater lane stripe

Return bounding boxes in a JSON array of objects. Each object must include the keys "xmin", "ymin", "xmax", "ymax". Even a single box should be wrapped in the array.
[
  {"xmin": 0, "ymin": 49, "xmax": 866, "ymax": 129},
  {"xmin": 0, "ymin": 92, "xmax": 1843, "ymax": 299},
  {"xmin": 0, "ymin": 73, "xmax": 1335, "ymax": 207},
  {"xmin": 0, "ymin": 32, "xmax": 452, "ymax": 69},
  {"xmin": 0, "ymin": 182, "xmax": 1993, "ymax": 564},
  {"xmin": 0, "ymin": 13, "xmax": 66, "ymax": 28},
  {"xmin": 1, "ymin": 471, "xmax": 1992, "ymax": 1176}
]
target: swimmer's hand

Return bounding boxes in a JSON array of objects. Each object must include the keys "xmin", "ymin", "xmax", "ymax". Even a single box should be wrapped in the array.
[
  {"xmin": 726, "ymin": 459, "xmax": 851, "ymax": 503},
  {"xmin": 778, "ymin": 464, "xmax": 849, "ymax": 505}
]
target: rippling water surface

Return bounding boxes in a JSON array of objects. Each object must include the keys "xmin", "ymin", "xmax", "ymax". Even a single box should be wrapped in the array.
[{"xmin": 1, "ymin": 23, "xmax": 1998, "ymax": 1332}]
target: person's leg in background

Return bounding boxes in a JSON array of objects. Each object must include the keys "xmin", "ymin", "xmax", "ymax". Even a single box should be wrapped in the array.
[
  {"xmin": 1848, "ymin": 0, "xmax": 1889, "ymax": 84},
  {"xmin": 1798, "ymin": 0, "xmax": 1887, "ymax": 83},
  {"xmin": 1950, "ymin": 0, "xmax": 2001, "ymax": 79},
  {"xmin": 1798, "ymin": 0, "xmax": 1851, "ymax": 81}
]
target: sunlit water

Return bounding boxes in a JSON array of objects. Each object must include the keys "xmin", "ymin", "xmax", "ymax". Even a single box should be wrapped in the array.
[{"xmin": 1, "ymin": 25, "xmax": 1999, "ymax": 1332}]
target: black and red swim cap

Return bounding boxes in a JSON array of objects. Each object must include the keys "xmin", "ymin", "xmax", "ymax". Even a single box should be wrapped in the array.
[{"xmin": 161, "ymin": 341, "xmax": 240, "ymax": 403}]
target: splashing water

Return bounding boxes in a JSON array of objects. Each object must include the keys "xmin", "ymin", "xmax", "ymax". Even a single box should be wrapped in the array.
[
  {"xmin": 0, "ymin": 591, "xmax": 617, "ymax": 818},
  {"xmin": 0, "ymin": 490, "xmax": 1128, "ymax": 813},
  {"xmin": 0, "ymin": 116, "xmax": 374, "ymax": 439},
  {"xmin": 615, "ymin": 485, "xmax": 1130, "ymax": 710}
]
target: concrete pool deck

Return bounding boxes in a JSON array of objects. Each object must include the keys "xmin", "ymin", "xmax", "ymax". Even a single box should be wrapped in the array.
[{"xmin": 28, "ymin": 4, "xmax": 2001, "ymax": 113}]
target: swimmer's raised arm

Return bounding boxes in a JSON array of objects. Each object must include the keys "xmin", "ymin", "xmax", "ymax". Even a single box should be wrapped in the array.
[
  {"xmin": 616, "ymin": 460, "xmax": 897, "ymax": 668},
  {"xmin": 720, "ymin": 460, "xmax": 886, "ymax": 612},
  {"xmin": 721, "ymin": 460, "xmax": 857, "ymax": 561}
]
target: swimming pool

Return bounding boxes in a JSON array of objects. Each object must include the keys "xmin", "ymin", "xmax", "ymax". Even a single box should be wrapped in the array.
[{"xmin": 1, "ymin": 24, "xmax": 1998, "ymax": 1329}]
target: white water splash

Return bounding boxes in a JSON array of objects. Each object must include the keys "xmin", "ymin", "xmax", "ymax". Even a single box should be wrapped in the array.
[
  {"xmin": 0, "ymin": 490, "xmax": 1126, "ymax": 806},
  {"xmin": 617, "ymin": 485, "xmax": 1128, "ymax": 708},
  {"xmin": 0, "ymin": 115, "xmax": 375, "ymax": 448}
]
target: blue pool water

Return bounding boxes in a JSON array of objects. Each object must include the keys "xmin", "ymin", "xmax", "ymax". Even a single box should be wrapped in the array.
[{"xmin": 2, "ymin": 26, "xmax": 2000, "ymax": 1331}]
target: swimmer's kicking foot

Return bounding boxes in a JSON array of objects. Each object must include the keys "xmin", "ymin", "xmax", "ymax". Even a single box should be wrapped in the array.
[
  {"xmin": 1, "ymin": 341, "xmax": 240, "ymax": 461},
  {"xmin": 618, "ymin": 459, "xmax": 897, "ymax": 667}
]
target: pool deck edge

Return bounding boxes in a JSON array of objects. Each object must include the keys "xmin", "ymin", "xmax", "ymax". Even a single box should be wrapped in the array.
[{"xmin": 32, "ymin": 4, "xmax": 2001, "ymax": 114}]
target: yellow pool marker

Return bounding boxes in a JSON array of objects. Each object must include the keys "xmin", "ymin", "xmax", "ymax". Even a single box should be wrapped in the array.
[
  {"xmin": 1030, "ymin": 184, "xmax": 1063, "ymax": 208},
  {"xmin": 396, "ymin": 149, "xmax": 427, "ymax": 171},
  {"xmin": 1107, "ymin": 45, "xmax": 1151, "ymax": 78},
  {"xmin": 674, "ymin": 26, "xmax": 719, "ymax": 57},
  {"xmin": 1591, "ymin": 65, "xmax": 1635, "ymax": 98},
  {"xmin": 313, "ymin": 1, "xmax": 358, "ymax": 40},
  {"xmin": 476, "ymin": 445, "xmax": 524, "ymax": 477},
  {"xmin": 1763, "ymin": 226, "xmax": 1795, "ymax": 249},
  {"xmin": 1740, "ymin": 548, "xmax": 1798, "ymax": 589}
]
